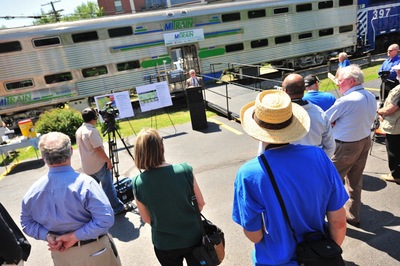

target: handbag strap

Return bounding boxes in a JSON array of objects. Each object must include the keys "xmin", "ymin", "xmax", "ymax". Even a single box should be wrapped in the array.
[
  {"xmin": 260, "ymin": 154, "xmax": 299, "ymax": 244},
  {"xmin": 181, "ymin": 163, "xmax": 207, "ymax": 237}
]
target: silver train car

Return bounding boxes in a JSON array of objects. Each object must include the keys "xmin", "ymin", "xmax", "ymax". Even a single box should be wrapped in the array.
[{"xmin": 0, "ymin": 0, "xmax": 357, "ymax": 125}]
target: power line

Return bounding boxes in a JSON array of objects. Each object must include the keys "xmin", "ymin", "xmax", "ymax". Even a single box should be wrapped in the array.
[
  {"xmin": 42, "ymin": 0, "xmax": 64, "ymax": 22},
  {"xmin": 1, "ymin": 15, "xmax": 43, "ymax": 20}
]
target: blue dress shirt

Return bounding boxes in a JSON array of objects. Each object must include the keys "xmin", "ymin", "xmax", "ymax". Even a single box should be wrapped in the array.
[
  {"xmin": 21, "ymin": 165, "xmax": 114, "ymax": 241},
  {"xmin": 379, "ymin": 55, "xmax": 400, "ymax": 81},
  {"xmin": 325, "ymin": 85, "xmax": 377, "ymax": 142}
]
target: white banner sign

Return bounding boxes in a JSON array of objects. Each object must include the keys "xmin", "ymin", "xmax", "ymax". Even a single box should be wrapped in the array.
[
  {"xmin": 136, "ymin": 81, "xmax": 173, "ymax": 112},
  {"xmin": 163, "ymin": 28, "xmax": 204, "ymax": 46}
]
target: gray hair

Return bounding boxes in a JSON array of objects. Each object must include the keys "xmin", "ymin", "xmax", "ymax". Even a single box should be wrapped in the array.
[
  {"xmin": 338, "ymin": 64, "xmax": 364, "ymax": 84},
  {"xmin": 39, "ymin": 132, "xmax": 72, "ymax": 165}
]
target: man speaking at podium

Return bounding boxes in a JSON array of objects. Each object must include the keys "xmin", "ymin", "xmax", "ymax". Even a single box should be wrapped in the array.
[{"xmin": 185, "ymin": 69, "xmax": 203, "ymax": 88}]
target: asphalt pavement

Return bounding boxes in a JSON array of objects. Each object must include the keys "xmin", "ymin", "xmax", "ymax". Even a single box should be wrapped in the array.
[{"xmin": 1, "ymin": 79, "xmax": 400, "ymax": 265}]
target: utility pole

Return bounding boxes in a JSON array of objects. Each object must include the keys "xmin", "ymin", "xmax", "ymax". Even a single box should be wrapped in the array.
[{"xmin": 42, "ymin": 0, "xmax": 63, "ymax": 22}]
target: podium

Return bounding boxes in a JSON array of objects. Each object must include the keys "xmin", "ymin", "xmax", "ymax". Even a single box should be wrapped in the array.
[{"xmin": 185, "ymin": 86, "xmax": 208, "ymax": 130}]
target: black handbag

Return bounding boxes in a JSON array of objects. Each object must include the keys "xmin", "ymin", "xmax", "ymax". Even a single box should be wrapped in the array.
[
  {"xmin": 181, "ymin": 163, "xmax": 225, "ymax": 266},
  {"xmin": 260, "ymin": 154, "xmax": 345, "ymax": 266}
]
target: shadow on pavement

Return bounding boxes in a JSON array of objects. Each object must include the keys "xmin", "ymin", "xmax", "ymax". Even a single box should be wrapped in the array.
[
  {"xmin": 363, "ymin": 174, "xmax": 387, "ymax": 192},
  {"xmin": 7, "ymin": 159, "xmax": 44, "ymax": 175},
  {"xmin": 110, "ymin": 208, "xmax": 143, "ymax": 242},
  {"xmin": 346, "ymin": 203, "xmax": 400, "ymax": 262}
]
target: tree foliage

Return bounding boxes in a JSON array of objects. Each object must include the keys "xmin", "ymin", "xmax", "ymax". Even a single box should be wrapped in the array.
[{"xmin": 33, "ymin": 1, "xmax": 104, "ymax": 25}]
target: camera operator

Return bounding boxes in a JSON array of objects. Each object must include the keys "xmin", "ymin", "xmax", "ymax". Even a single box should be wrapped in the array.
[
  {"xmin": 75, "ymin": 108, "xmax": 133, "ymax": 215},
  {"xmin": 378, "ymin": 44, "xmax": 400, "ymax": 102}
]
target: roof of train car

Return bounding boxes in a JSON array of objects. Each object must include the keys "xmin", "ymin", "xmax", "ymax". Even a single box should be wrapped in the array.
[{"xmin": 0, "ymin": 0, "xmax": 352, "ymax": 39}]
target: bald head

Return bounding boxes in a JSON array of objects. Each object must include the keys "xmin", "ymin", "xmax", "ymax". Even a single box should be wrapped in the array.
[{"xmin": 282, "ymin": 74, "xmax": 305, "ymax": 98}]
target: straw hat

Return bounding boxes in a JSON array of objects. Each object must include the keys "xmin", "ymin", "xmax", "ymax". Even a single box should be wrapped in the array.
[{"xmin": 240, "ymin": 90, "xmax": 310, "ymax": 144}]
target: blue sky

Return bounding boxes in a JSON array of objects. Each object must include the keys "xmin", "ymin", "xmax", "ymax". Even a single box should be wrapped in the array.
[{"xmin": 1, "ymin": 0, "xmax": 90, "ymax": 28}]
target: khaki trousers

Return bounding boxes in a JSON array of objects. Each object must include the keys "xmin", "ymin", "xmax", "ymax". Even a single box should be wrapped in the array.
[
  {"xmin": 51, "ymin": 234, "xmax": 121, "ymax": 266},
  {"xmin": 331, "ymin": 136, "xmax": 371, "ymax": 223}
]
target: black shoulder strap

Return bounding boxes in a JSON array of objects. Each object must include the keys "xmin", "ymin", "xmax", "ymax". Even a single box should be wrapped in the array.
[{"xmin": 259, "ymin": 154, "xmax": 299, "ymax": 244}]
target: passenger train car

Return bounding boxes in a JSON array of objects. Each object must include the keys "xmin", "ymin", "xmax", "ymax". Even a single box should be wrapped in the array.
[{"xmin": 0, "ymin": 0, "xmax": 394, "ymax": 127}]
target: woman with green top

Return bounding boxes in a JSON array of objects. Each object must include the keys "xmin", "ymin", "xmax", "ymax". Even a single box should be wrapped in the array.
[{"xmin": 133, "ymin": 128, "xmax": 205, "ymax": 266}]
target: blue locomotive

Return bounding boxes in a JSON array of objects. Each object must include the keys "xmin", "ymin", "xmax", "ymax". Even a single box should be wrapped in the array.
[{"xmin": 357, "ymin": 0, "xmax": 400, "ymax": 53}]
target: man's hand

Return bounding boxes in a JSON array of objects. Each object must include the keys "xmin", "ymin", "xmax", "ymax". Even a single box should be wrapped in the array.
[
  {"xmin": 46, "ymin": 232, "xmax": 64, "ymax": 252},
  {"xmin": 55, "ymin": 232, "xmax": 79, "ymax": 251}
]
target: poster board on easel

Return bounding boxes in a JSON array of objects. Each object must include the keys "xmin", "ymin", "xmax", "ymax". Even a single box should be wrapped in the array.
[
  {"xmin": 136, "ymin": 81, "xmax": 176, "ymax": 132},
  {"xmin": 94, "ymin": 91, "xmax": 134, "ymax": 123},
  {"xmin": 136, "ymin": 81, "xmax": 172, "ymax": 111}
]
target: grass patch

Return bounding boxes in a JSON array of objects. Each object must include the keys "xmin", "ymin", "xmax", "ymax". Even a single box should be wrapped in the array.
[{"xmin": 318, "ymin": 64, "xmax": 381, "ymax": 92}]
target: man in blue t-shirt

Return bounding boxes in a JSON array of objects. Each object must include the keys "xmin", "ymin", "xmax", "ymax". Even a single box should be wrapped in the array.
[
  {"xmin": 303, "ymin": 74, "xmax": 336, "ymax": 111},
  {"xmin": 233, "ymin": 90, "xmax": 348, "ymax": 265},
  {"xmin": 378, "ymin": 44, "xmax": 400, "ymax": 102}
]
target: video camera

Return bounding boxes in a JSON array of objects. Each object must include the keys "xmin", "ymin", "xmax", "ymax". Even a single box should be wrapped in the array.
[
  {"xmin": 379, "ymin": 71, "xmax": 391, "ymax": 81},
  {"xmin": 99, "ymin": 102, "xmax": 119, "ymax": 125}
]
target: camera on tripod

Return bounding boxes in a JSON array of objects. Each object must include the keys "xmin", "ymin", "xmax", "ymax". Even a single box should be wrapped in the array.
[
  {"xmin": 99, "ymin": 102, "xmax": 119, "ymax": 125},
  {"xmin": 379, "ymin": 71, "xmax": 391, "ymax": 82}
]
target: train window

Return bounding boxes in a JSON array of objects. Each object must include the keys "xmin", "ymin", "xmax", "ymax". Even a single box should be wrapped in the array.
[
  {"xmin": 221, "ymin": 13, "xmax": 241, "ymax": 22},
  {"xmin": 33, "ymin": 37, "xmax": 61, "ymax": 47},
  {"xmin": 339, "ymin": 0, "xmax": 353, "ymax": 6},
  {"xmin": 225, "ymin": 43, "xmax": 244, "ymax": 53},
  {"xmin": 44, "ymin": 72, "xmax": 73, "ymax": 84},
  {"xmin": 82, "ymin": 66, "xmax": 108, "ymax": 78},
  {"xmin": 296, "ymin": 3, "xmax": 312, "ymax": 12},
  {"xmin": 319, "ymin": 28, "xmax": 334, "ymax": 37},
  {"xmin": 5, "ymin": 79, "xmax": 34, "ymax": 91},
  {"xmin": 251, "ymin": 39, "xmax": 268, "ymax": 48},
  {"xmin": 72, "ymin": 31, "xmax": 99, "ymax": 43},
  {"xmin": 108, "ymin": 27, "xmax": 133, "ymax": 38},
  {"xmin": 117, "ymin": 60, "xmax": 140, "ymax": 71},
  {"xmin": 275, "ymin": 35, "xmax": 291, "ymax": 44},
  {"xmin": 339, "ymin": 25, "xmax": 353, "ymax": 33},
  {"xmin": 273, "ymin": 7, "xmax": 289, "ymax": 15},
  {"xmin": 318, "ymin": 1, "xmax": 333, "ymax": 9},
  {"xmin": 299, "ymin": 32, "xmax": 313, "ymax": 39},
  {"xmin": 0, "ymin": 41, "xmax": 22, "ymax": 54},
  {"xmin": 248, "ymin": 9, "xmax": 266, "ymax": 19}
]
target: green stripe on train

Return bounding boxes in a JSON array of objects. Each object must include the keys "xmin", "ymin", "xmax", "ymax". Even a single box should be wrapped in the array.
[
  {"xmin": 199, "ymin": 48, "xmax": 225, "ymax": 59},
  {"xmin": 141, "ymin": 57, "xmax": 172, "ymax": 68}
]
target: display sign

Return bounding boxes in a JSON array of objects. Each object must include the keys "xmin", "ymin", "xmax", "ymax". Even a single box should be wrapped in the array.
[
  {"xmin": 94, "ymin": 91, "xmax": 134, "ymax": 123},
  {"xmin": 163, "ymin": 28, "xmax": 204, "ymax": 46},
  {"xmin": 136, "ymin": 81, "xmax": 173, "ymax": 112}
]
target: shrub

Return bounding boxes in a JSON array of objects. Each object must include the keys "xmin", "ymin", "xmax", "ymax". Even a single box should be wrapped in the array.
[{"xmin": 35, "ymin": 108, "xmax": 83, "ymax": 144}]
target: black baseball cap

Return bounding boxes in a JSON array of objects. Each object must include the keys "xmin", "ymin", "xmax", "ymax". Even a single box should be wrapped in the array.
[{"xmin": 304, "ymin": 75, "xmax": 319, "ymax": 87}]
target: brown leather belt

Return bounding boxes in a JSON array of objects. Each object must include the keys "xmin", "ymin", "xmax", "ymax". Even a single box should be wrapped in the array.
[{"xmin": 73, "ymin": 234, "xmax": 106, "ymax": 247}]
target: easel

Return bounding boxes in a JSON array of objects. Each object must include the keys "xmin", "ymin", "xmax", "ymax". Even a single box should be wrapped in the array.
[
  {"xmin": 327, "ymin": 73, "xmax": 341, "ymax": 98},
  {"xmin": 150, "ymin": 108, "xmax": 177, "ymax": 134},
  {"xmin": 141, "ymin": 77, "xmax": 177, "ymax": 134}
]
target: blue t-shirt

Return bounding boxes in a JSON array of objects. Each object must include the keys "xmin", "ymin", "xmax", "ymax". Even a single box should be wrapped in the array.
[
  {"xmin": 338, "ymin": 59, "xmax": 350, "ymax": 68},
  {"xmin": 303, "ymin": 91, "xmax": 336, "ymax": 111},
  {"xmin": 232, "ymin": 145, "xmax": 348, "ymax": 266}
]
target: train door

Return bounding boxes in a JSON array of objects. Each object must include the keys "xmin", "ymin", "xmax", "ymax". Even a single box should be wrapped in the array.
[{"xmin": 169, "ymin": 44, "xmax": 201, "ymax": 76}]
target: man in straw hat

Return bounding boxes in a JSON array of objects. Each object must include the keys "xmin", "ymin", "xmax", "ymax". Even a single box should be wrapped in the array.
[
  {"xmin": 377, "ymin": 64, "xmax": 400, "ymax": 183},
  {"xmin": 257, "ymin": 74, "xmax": 335, "ymax": 158},
  {"xmin": 232, "ymin": 90, "xmax": 348, "ymax": 265},
  {"xmin": 325, "ymin": 64, "xmax": 377, "ymax": 228}
]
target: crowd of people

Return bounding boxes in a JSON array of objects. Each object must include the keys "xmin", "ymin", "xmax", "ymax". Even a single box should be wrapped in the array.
[{"xmin": 1, "ymin": 44, "xmax": 400, "ymax": 266}]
